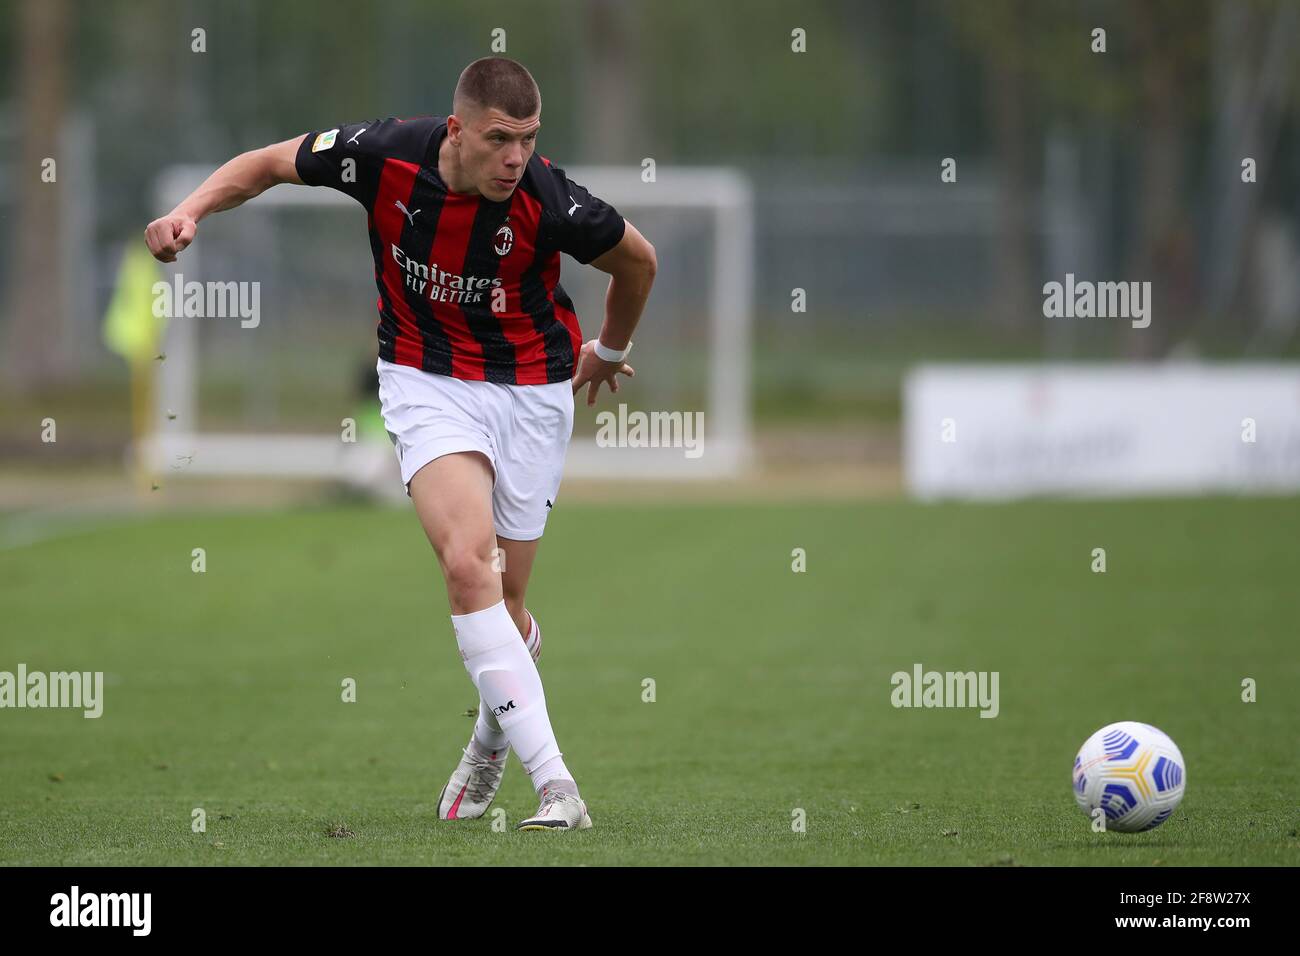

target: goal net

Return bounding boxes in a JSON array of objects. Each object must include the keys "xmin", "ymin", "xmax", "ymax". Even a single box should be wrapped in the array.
[{"xmin": 143, "ymin": 164, "xmax": 754, "ymax": 490}]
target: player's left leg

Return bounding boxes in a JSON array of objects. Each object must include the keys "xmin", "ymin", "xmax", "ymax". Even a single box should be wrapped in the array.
[
  {"xmin": 498, "ymin": 534, "xmax": 543, "ymax": 658},
  {"xmin": 484, "ymin": 380, "xmax": 591, "ymax": 830}
]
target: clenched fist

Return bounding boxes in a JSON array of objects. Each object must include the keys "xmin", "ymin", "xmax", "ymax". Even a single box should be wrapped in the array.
[{"xmin": 143, "ymin": 213, "xmax": 197, "ymax": 263}]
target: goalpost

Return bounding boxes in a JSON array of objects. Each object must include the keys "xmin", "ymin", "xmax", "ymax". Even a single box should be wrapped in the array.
[{"xmin": 143, "ymin": 164, "xmax": 754, "ymax": 486}]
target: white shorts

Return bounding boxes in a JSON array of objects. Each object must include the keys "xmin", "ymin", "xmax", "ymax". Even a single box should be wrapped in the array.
[{"xmin": 376, "ymin": 358, "xmax": 575, "ymax": 540}]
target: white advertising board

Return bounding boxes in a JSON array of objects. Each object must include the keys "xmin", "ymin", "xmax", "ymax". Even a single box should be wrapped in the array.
[{"xmin": 904, "ymin": 365, "xmax": 1300, "ymax": 499}]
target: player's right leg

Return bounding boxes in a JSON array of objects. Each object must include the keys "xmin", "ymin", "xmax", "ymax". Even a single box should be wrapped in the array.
[
  {"xmin": 407, "ymin": 452, "xmax": 511, "ymax": 820},
  {"xmin": 408, "ymin": 453, "xmax": 579, "ymax": 825}
]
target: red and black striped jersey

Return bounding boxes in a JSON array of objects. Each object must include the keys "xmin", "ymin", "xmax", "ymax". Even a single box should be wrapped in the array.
[{"xmin": 294, "ymin": 116, "xmax": 626, "ymax": 385}]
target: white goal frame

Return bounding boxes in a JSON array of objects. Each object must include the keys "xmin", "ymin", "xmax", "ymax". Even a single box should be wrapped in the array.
[{"xmin": 144, "ymin": 164, "xmax": 754, "ymax": 483}]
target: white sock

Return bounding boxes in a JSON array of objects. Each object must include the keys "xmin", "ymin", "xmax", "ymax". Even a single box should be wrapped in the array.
[
  {"xmin": 453, "ymin": 600, "xmax": 572, "ymax": 792},
  {"xmin": 470, "ymin": 610, "xmax": 540, "ymax": 756}
]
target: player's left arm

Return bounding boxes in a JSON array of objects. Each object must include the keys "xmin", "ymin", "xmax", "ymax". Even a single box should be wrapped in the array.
[{"xmin": 573, "ymin": 220, "xmax": 657, "ymax": 405}]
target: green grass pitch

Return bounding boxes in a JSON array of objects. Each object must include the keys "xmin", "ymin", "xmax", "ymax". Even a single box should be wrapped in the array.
[{"xmin": 1, "ymin": 497, "xmax": 1296, "ymax": 866}]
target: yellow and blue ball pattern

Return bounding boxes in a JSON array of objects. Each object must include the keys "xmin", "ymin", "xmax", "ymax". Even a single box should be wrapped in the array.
[{"xmin": 1072, "ymin": 721, "xmax": 1186, "ymax": 832}]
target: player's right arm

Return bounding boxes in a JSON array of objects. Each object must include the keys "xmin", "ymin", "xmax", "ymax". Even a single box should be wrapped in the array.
[{"xmin": 143, "ymin": 134, "xmax": 307, "ymax": 263}]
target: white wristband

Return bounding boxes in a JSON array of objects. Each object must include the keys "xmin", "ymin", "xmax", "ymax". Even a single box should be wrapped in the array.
[{"xmin": 594, "ymin": 339, "xmax": 633, "ymax": 363}]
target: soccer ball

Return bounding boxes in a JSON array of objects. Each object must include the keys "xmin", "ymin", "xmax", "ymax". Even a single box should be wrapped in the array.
[{"xmin": 1072, "ymin": 721, "xmax": 1186, "ymax": 832}]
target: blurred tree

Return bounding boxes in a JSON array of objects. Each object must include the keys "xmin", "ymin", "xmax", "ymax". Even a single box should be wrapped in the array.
[
  {"xmin": 4, "ymin": 0, "xmax": 70, "ymax": 390},
  {"xmin": 950, "ymin": 0, "xmax": 1040, "ymax": 332},
  {"xmin": 1204, "ymin": 0, "xmax": 1300, "ymax": 337},
  {"xmin": 636, "ymin": 0, "xmax": 869, "ymax": 161},
  {"xmin": 1125, "ymin": 0, "xmax": 1209, "ymax": 358},
  {"xmin": 578, "ymin": 0, "xmax": 645, "ymax": 163},
  {"xmin": 951, "ymin": 0, "xmax": 1221, "ymax": 354}
]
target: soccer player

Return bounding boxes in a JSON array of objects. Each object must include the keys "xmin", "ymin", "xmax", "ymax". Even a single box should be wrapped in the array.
[{"xmin": 144, "ymin": 57, "xmax": 657, "ymax": 831}]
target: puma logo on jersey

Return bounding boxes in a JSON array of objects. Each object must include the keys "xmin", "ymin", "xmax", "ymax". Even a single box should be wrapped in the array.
[
  {"xmin": 395, "ymin": 200, "xmax": 420, "ymax": 226},
  {"xmin": 346, "ymin": 128, "xmax": 367, "ymax": 145},
  {"xmin": 567, "ymin": 195, "xmax": 582, "ymax": 216}
]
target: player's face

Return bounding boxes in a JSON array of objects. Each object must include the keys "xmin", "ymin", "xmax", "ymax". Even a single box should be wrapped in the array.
[{"xmin": 462, "ymin": 107, "xmax": 540, "ymax": 201}]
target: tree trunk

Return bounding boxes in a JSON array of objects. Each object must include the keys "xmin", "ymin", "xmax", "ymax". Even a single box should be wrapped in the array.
[
  {"xmin": 986, "ymin": 51, "xmax": 1035, "ymax": 330},
  {"xmin": 3, "ymin": 0, "xmax": 70, "ymax": 391},
  {"xmin": 1129, "ymin": 1, "xmax": 1196, "ymax": 359},
  {"xmin": 579, "ymin": 0, "xmax": 644, "ymax": 164}
]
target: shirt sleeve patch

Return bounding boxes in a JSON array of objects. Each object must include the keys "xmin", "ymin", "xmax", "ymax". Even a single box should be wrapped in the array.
[{"xmin": 311, "ymin": 129, "xmax": 339, "ymax": 152}]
